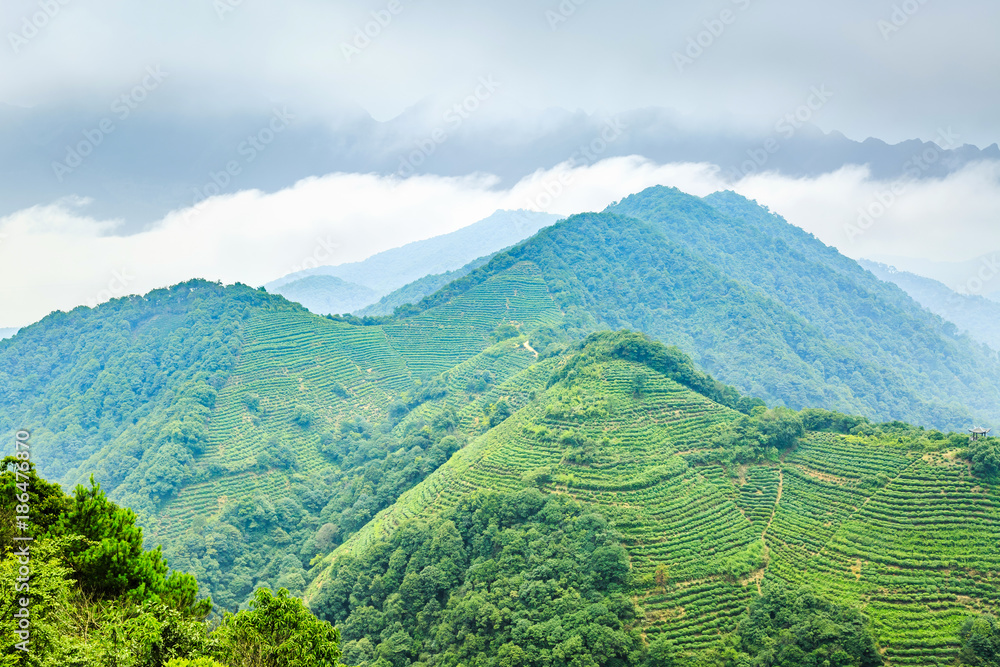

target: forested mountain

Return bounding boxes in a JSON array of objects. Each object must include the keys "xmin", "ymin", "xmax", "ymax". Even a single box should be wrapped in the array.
[
  {"xmin": 308, "ymin": 331, "xmax": 1000, "ymax": 667},
  {"xmin": 3, "ymin": 186, "xmax": 1000, "ymax": 665},
  {"xmin": 266, "ymin": 209, "xmax": 561, "ymax": 315},
  {"xmin": 398, "ymin": 187, "xmax": 1000, "ymax": 429},
  {"xmin": 861, "ymin": 259, "xmax": 1000, "ymax": 351}
]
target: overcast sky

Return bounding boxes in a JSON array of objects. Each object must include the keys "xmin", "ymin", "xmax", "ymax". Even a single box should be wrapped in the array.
[
  {"xmin": 1, "ymin": 0, "xmax": 998, "ymax": 327},
  {"xmin": 3, "ymin": 0, "xmax": 997, "ymax": 143}
]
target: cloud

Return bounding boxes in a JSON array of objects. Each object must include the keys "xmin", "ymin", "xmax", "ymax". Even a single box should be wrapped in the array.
[
  {"xmin": 2, "ymin": 157, "xmax": 999, "ymax": 328},
  {"xmin": 2, "ymin": 0, "xmax": 998, "ymax": 145}
]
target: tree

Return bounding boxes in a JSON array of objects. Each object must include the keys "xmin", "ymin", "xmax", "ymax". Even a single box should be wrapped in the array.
[
  {"xmin": 960, "ymin": 614, "xmax": 1000, "ymax": 666},
  {"xmin": 968, "ymin": 439, "xmax": 1000, "ymax": 480},
  {"xmin": 734, "ymin": 583, "xmax": 883, "ymax": 667},
  {"xmin": 211, "ymin": 587, "xmax": 341, "ymax": 667}
]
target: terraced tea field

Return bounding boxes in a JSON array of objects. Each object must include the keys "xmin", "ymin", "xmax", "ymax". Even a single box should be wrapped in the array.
[
  {"xmin": 149, "ymin": 272, "xmax": 566, "ymax": 549},
  {"xmin": 309, "ymin": 360, "xmax": 1000, "ymax": 664}
]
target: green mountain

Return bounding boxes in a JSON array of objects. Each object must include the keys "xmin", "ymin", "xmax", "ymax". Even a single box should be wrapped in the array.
[
  {"xmin": 395, "ymin": 188, "xmax": 1000, "ymax": 429},
  {"xmin": 861, "ymin": 259, "xmax": 1000, "ymax": 351},
  {"xmin": 4, "ymin": 186, "xmax": 1000, "ymax": 665},
  {"xmin": 307, "ymin": 331, "xmax": 1000, "ymax": 667},
  {"xmin": 267, "ymin": 209, "xmax": 562, "ymax": 315},
  {"xmin": 0, "ymin": 268, "xmax": 562, "ymax": 610}
]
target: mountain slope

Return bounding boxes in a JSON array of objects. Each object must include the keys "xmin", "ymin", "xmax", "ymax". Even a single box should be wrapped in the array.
[
  {"xmin": 0, "ymin": 270, "xmax": 564, "ymax": 609},
  {"xmin": 353, "ymin": 254, "xmax": 493, "ymax": 317},
  {"xmin": 266, "ymin": 209, "xmax": 562, "ymax": 315},
  {"xmin": 610, "ymin": 188, "xmax": 1000, "ymax": 425},
  {"xmin": 861, "ymin": 259, "xmax": 1000, "ymax": 351},
  {"xmin": 307, "ymin": 332, "xmax": 1000, "ymax": 666},
  {"xmin": 400, "ymin": 188, "xmax": 1000, "ymax": 429}
]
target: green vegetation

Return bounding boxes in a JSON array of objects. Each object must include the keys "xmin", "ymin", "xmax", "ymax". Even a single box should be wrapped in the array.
[
  {"xmin": 313, "ymin": 489, "xmax": 640, "ymax": 667},
  {"xmin": 966, "ymin": 438, "xmax": 1000, "ymax": 480},
  {"xmin": 723, "ymin": 583, "xmax": 884, "ymax": 667},
  {"xmin": 396, "ymin": 186, "xmax": 1000, "ymax": 429},
  {"xmin": 0, "ymin": 460, "xmax": 339, "ymax": 666},
  {"xmin": 960, "ymin": 614, "xmax": 1000, "ymax": 666},
  {"xmin": 310, "ymin": 332, "xmax": 999, "ymax": 666},
  {"xmin": 3, "ymin": 186, "xmax": 1000, "ymax": 667}
]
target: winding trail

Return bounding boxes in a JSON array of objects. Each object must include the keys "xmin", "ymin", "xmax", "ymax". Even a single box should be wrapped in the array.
[{"xmin": 756, "ymin": 468, "xmax": 784, "ymax": 595}]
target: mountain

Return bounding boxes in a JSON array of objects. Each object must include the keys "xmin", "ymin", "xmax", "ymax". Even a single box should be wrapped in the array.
[
  {"xmin": 0, "ymin": 270, "xmax": 562, "ymax": 610},
  {"xmin": 870, "ymin": 251, "xmax": 1000, "ymax": 302},
  {"xmin": 307, "ymin": 331, "xmax": 999, "ymax": 667},
  {"xmin": 270, "ymin": 275, "xmax": 378, "ymax": 316},
  {"xmin": 353, "ymin": 254, "xmax": 493, "ymax": 317},
  {"xmin": 4, "ymin": 184, "xmax": 1000, "ymax": 623},
  {"xmin": 861, "ymin": 259, "xmax": 1000, "ymax": 351},
  {"xmin": 394, "ymin": 187, "xmax": 1000, "ymax": 429},
  {"xmin": 0, "ymin": 328, "xmax": 17, "ymax": 340},
  {"xmin": 266, "ymin": 209, "xmax": 562, "ymax": 315}
]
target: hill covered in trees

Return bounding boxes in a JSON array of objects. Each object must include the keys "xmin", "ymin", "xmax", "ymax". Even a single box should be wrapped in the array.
[
  {"xmin": 308, "ymin": 331, "xmax": 1000, "ymax": 667},
  {"xmin": 2, "ymin": 186, "xmax": 999, "ymax": 666}
]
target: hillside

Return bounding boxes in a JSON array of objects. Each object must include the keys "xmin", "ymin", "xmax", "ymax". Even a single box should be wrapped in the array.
[
  {"xmin": 861, "ymin": 259, "xmax": 1000, "ymax": 351},
  {"xmin": 266, "ymin": 209, "xmax": 562, "ymax": 315},
  {"xmin": 395, "ymin": 188, "xmax": 1000, "ymax": 429},
  {"xmin": 353, "ymin": 254, "xmax": 493, "ymax": 317},
  {"xmin": 0, "ymin": 269, "xmax": 563, "ymax": 610},
  {"xmin": 4, "ymin": 185, "xmax": 1000, "ymax": 624},
  {"xmin": 307, "ymin": 332, "xmax": 1000, "ymax": 667}
]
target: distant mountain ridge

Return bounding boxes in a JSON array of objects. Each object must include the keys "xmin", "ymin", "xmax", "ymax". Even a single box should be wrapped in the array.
[
  {"xmin": 266, "ymin": 209, "xmax": 561, "ymax": 315},
  {"xmin": 870, "ymin": 251, "xmax": 1000, "ymax": 302},
  {"xmin": 860, "ymin": 259, "xmax": 1000, "ymax": 351},
  {"xmin": 0, "ymin": 328, "xmax": 17, "ymax": 340}
]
